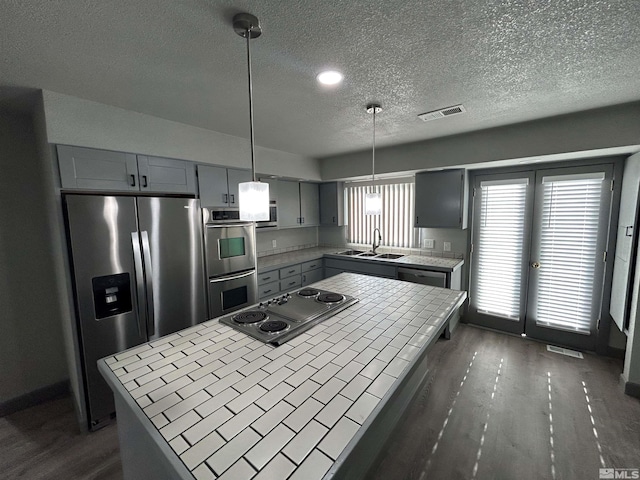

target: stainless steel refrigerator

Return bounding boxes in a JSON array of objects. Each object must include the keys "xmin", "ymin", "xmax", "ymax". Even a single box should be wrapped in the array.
[{"xmin": 64, "ymin": 194, "xmax": 208, "ymax": 430}]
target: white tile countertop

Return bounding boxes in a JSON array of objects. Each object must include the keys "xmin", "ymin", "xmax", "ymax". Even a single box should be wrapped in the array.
[
  {"xmin": 258, "ymin": 247, "xmax": 464, "ymax": 273},
  {"xmin": 98, "ymin": 273, "xmax": 467, "ymax": 480}
]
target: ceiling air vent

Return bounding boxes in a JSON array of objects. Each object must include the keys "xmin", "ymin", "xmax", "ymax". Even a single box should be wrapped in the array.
[{"xmin": 418, "ymin": 104, "xmax": 466, "ymax": 122}]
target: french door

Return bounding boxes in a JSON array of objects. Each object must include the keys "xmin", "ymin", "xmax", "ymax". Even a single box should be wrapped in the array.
[{"xmin": 468, "ymin": 164, "xmax": 613, "ymax": 350}]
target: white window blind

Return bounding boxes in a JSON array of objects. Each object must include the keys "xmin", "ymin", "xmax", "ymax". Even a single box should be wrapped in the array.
[
  {"xmin": 475, "ymin": 179, "xmax": 528, "ymax": 319},
  {"xmin": 346, "ymin": 182, "xmax": 414, "ymax": 248},
  {"xmin": 535, "ymin": 174, "xmax": 604, "ymax": 334}
]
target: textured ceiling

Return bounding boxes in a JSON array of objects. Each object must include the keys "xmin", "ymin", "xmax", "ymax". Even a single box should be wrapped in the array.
[{"xmin": 1, "ymin": 0, "xmax": 639, "ymax": 158}]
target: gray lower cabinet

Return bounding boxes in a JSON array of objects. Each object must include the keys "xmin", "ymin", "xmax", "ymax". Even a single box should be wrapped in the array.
[
  {"xmin": 198, "ymin": 165, "xmax": 251, "ymax": 208},
  {"xmin": 415, "ymin": 169, "xmax": 468, "ymax": 229},
  {"xmin": 57, "ymin": 145, "xmax": 197, "ymax": 194},
  {"xmin": 324, "ymin": 258, "xmax": 396, "ymax": 278},
  {"xmin": 258, "ymin": 258, "xmax": 325, "ymax": 299}
]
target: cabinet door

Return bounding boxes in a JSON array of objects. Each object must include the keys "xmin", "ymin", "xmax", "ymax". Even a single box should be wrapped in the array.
[
  {"xmin": 278, "ymin": 180, "xmax": 301, "ymax": 228},
  {"xmin": 137, "ymin": 156, "xmax": 196, "ymax": 194},
  {"xmin": 57, "ymin": 145, "xmax": 138, "ymax": 191},
  {"xmin": 198, "ymin": 165, "xmax": 230, "ymax": 207},
  {"xmin": 302, "ymin": 268, "xmax": 324, "ymax": 286},
  {"xmin": 300, "ymin": 182, "xmax": 320, "ymax": 226},
  {"xmin": 227, "ymin": 168, "xmax": 252, "ymax": 207},
  {"xmin": 258, "ymin": 177, "xmax": 279, "ymax": 203},
  {"xmin": 415, "ymin": 169, "xmax": 467, "ymax": 228},
  {"xmin": 320, "ymin": 183, "xmax": 339, "ymax": 225}
]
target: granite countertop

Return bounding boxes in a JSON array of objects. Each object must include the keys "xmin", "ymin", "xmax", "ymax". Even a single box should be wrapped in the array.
[
  {"xmin": 258, "ymin": 247, "xmax": 464, "ymax": 273},
  {"xmin": 99, "ymin": 273, "xmax": 466, "ymax": 480}
]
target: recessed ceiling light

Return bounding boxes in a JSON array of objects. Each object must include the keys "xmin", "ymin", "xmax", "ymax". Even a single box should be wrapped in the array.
[{"xmin": 317, "ymin": 70, "xmax": 343, "ymax": 86}]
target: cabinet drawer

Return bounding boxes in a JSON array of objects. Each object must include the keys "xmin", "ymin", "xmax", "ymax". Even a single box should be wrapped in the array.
[
  {"xmin": 258, "ymin": 280, "xmax": 280, "ymax": 299},
  {"xmin": 280, "ymin": 276, "xmax": 302, "ymax": 292},
  {"xmin": 258, "ymin": 270, "xmax": 279, "ymax": 285},
  {"xmin": 301, "ymin": 259, "xmax": 322, "ymax": 272},
  {"xmin": 279, "ymin": 264, "xmax": 302, "ymax": 279}
]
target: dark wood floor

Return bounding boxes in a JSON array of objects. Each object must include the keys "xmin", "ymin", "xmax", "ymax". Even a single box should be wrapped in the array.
[{"xmin": 2, "ymin": 324, "xmax": 639, "ymax": 479}]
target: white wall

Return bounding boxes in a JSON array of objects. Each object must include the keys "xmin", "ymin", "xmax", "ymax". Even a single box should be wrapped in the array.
[
  {"xmin": 320, "ymin": 101, "xmax": 640, "ymax": 180},
  {"xmin": 42, "ymin": 90, "xmax": 322, "ymax": 181},
  {"xmin": 0, "ymin": 107, "xmax": 68, "ymax": 404}
]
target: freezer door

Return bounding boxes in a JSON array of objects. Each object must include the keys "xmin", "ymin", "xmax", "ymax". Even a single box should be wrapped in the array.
[
  {"xmin": 137, "ymin": 197, "xmax": 208, "ymax": 339},
  {"xmin": 64, "ymin": 195, "xmax": 147, "ymax": 429}
]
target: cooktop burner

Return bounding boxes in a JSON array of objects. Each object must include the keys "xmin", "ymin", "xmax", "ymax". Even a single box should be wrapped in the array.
[
  {"xmin": 233, "ymin": 311, "xmax": 267, "ymax": 324},
  {"xmin": 317, "ymin": 293, "xmax": 345, "ymax": 303},
  {"xmin": 218, "ymin": 287, "xmax": 358, "ymax": 346},
  {"xmin": 259, "ymin": 320, "xmax": 288, "ymax": 333},
  {"xmin": 298, "ymin": 288, "xmax": 320, "ymax": 297}
]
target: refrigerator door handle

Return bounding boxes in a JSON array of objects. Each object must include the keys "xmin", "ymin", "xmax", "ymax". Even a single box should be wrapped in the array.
[
  {"xmin": 141, "ymin": 231, "xmax": 156, "ymax": 336},
  {"xmin": 131, "ymin": 232, "xmax": 147, "ymax": 339}
]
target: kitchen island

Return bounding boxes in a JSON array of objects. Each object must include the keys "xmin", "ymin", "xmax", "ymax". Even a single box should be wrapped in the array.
[{"xmin": 98, "ymin": 273, "xmax": 466, "ymax": 480}]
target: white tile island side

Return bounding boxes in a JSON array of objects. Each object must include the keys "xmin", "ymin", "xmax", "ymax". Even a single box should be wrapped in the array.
[{"xmin": 98, "ymin": 273, "xmax": 467, "ymax": 480}]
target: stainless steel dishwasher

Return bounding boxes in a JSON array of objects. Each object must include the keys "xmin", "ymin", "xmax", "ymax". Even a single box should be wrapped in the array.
[{"xmin": 397, "ymin": 267, "xmax": 447, "ymax": 287}]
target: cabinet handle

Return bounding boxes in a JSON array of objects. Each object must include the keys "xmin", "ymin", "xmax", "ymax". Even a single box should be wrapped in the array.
[
  {"xmin": 333, "ymin": 216, "xmax": 335, "ymax": 223},
  {"xmin": 130, "ymin": 174, "xmax": 136, "ymax": 187},
  {"xmin": 263, "ymin": 289, "xmax": 272, "ymax": 294},
  {"xmin": 309, "ymin": 264, "xmax": 316, "ymax": 269},
  {"xmin": 303, "ymin": 275, "xmax": 306, "ymax": 283},
  {"xmin": 262, "ymin": 276, "xmax": 272, "ymax": 281},
  {"xmin": 223, "ymin": 194, "xmax": 228, "ymax": 204},
  {"xmin": 230, "ymin": 194, "xmax": 235, "ymax": 204},
  {"xmin": 288, "ymin": 281, "xmax": 296, "ymax": 286},
  {"xmin": 288, "ymin": 269, "xmax": 295, "ymax": 274},
  {"xmin": 301, "ymin": 217, "xmax": 305, "ymax": 224},
  {"xmin": 142, "ymin": 175, "xmax": 148, "ymax": 188},
  {"xmin": 416, "ymin": 216, "xmax": 419, "ymax": 224}
]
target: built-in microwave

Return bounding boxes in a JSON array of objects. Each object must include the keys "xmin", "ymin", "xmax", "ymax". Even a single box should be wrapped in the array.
[{"xmin": 256, "ymin": 202, "xmax": 277, "ymax": 228}]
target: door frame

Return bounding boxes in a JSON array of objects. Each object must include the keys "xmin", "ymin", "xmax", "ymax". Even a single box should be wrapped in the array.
[{"xmin": 466, "ymin": 157, "xmax": 624, "ymax": 354}]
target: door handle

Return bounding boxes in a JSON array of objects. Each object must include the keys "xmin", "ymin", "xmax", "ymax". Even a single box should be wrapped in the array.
[
  {"xmin": 141, "ymin": 231, "xmax": 155, "ymax": 336},
  {"xmin": 626, "ymin": 226, "xmax": 634, "ymax": 237},
  {"xmin": 531, "ymin": 261, "xmax": 541, "ymax": 269},
  {"xmin": 131, "ymin": 232, "xmax": 146, "ymax": 339},
  {"xmin": 130, "ymin": 174, "xmax": 136, "ymax": 187}
]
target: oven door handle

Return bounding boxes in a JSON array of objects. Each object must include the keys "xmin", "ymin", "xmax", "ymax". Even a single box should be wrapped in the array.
[
  {"xmin": 209, "ymin": 270, "xmax": 255, "ymax": 283},
  {"xmin": 205, "ymin": 223, "xmax": 253, "ymax": 229}
]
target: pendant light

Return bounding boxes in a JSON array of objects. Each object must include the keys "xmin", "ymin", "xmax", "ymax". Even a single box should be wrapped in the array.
[
  {"xmin": 365, "ymin": 103, "xmax": 382, "ymax": 216},
  {"xmin": 234, "ymin": 13, "xmax": 269, "ymax": 221}
]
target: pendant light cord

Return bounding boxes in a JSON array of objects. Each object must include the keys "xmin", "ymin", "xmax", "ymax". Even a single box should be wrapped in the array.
[
  {"xmin": 246, "ymin": 29, "xmax": 256, "ymax": 182},
  {"xmin": 372, "ymin": 108, "xmax": 376, "ymax": 189}
]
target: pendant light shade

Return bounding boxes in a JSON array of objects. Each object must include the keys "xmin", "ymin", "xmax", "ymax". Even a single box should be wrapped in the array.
[
  {"xmin": 365, "ymin": 104, "xmax": 382, "ymax": 216},
  {"xmin": 234, "ymin": 13, "xmax": 269, "ymax": 221}
]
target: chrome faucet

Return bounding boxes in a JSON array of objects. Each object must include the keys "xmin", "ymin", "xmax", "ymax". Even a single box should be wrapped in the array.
[{"xmin": 372, "ymin": 228, "xmax": 382, "ymax": 254}]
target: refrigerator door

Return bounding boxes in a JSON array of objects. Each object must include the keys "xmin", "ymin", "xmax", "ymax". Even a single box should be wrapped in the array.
[
  {"xmin": 64, "ymin": 195, "xmax": 147, "ymax": 429},
  {"xmin": 137, "ymin": 197, "xmax": 208, "ymax": 339}
]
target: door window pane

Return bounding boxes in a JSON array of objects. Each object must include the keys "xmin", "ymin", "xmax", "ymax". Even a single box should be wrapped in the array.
[
  {"xmin": 475, "ymin": 179, "xmax": 528, "ymax": 319},
  {"xmin": 535, "ymin": 174, "xmax": 605, "ymax": 333}
]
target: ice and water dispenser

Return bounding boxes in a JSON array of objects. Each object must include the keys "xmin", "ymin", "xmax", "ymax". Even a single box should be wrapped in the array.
[{"xmin": 92, "ymin": 273, "xmax": 132, "ymax": 319}]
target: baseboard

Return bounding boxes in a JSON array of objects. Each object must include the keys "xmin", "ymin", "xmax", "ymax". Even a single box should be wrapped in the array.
[
  {"xmin": 624, "ymin": 380, "xmax": 640, "ymax": 399},
  {"xmin": 0, "ymin": 380, "xmax": 70, "ymax": 417}
]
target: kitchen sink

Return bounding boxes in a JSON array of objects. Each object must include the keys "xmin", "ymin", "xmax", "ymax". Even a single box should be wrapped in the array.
[
  {"xmin": 357, "ymin": 252, "xmax": 378, "ymax": 257},
  {"xmin": 374, "ymin": 253, "xmax": 405, "ymax": 259},
  {"xmin": 338, "ymin": 250, "xmax": 364, "ymax": 256}
]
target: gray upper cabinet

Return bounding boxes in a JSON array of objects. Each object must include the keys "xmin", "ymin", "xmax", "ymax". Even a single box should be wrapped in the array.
[
  {"xmin": 198, "ymin": 165, "xmax": 251, "ymax": 208},
  {"xmin": 57, "ymin": 145, "xmax": 196, "ymax": 194},
  {"xmin": 278, "ymin": 180, "xmax": 319, "ymax": 228},
  {"xmin": 279, "ymin": 180, "xmax": 302, "ymax": 228},
  {"xmin": 415, "ymin": 169, "xmax": 468, "ymax": 229},
  {"xmin": 319, "ymin": 182, "xmax": 345, "ymax": 226},
  {"xmin": 258, "ymin": 177, "xmax": 278, "ymax": 203},
  {"xmin": 58, "ymin": 145, "xmax": 139, "ymax": 191},
  {"xmin": 136, "ymin": 155, "xmax": 196, "ymax": 194},
  {"xmin": 300, "ymin": 182, "xmax": 319, "ymax": 226}
]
